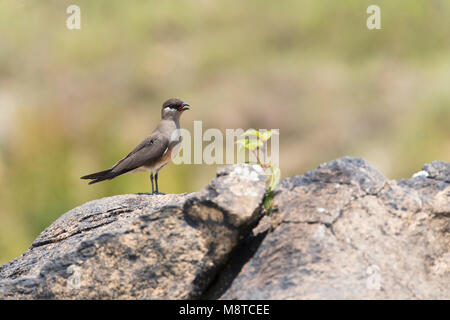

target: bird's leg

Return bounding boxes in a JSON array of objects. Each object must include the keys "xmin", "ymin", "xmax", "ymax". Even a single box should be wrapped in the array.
[
  {"xmin": 154, "ymin": 171, "xmax": 165, "ymax": 195},
  {"xmin": 150, "ymin": 172, "xmax": 154, "ymax": 194}
]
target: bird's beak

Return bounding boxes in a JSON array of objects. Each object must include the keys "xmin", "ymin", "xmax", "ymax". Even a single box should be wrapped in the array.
[{"xmin": 181, "ymin": 103, "xmax": 190, "ymax": 111}]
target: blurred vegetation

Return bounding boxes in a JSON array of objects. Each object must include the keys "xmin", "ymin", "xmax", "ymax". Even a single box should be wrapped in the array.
[{"xmin": 0, "ymin": 0, "xmax": 449, "ymax": 264}]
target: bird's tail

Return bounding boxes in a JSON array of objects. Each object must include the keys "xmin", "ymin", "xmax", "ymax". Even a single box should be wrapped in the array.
[{"xmin": 80, "ymin": 168, "xmax": 116, "ymax": 185}]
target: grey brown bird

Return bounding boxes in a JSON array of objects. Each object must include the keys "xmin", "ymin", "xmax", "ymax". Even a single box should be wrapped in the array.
[{"xmin": 81, "ymin": 98, "xmax": 190, "ymax": 194}]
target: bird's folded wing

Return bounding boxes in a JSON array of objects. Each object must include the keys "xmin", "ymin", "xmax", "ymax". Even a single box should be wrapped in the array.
[{"xmin": 112, "ymin": 133, "xmax": 170, "ymax": 174}]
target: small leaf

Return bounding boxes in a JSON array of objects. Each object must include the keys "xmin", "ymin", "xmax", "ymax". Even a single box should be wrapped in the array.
[
  {"xmin": 243, "ymin": 129, "xmax": 261, "ymax": 138},
  {"xmin": 246, "ymin": 139, "xmax": 263, "ymax": 150},
  {"xmin": 260, "ymin": 131, "xmax": 272, "ymax": 141},
  {"xmin": 269, "ymin": 166, "xmax": 281, "ymax": 191},
  {"xmin": 263, "ymin": 190, "xmax": 275, "ymax": 216},
  {"xmin": 236, "ymin": 138, "xmax": 248, "ymax": 151},
  {"xmin": 260, "ymin": 130, "xmax": 279, "ymax": 141},
  {"xmin": 263, "ymin": 196, "xmax": 272, "ymax": 210}
]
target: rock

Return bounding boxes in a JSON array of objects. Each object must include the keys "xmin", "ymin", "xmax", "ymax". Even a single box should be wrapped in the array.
[
  {"xmin": 0, "ymin": 158, "xmax": 449, "ymax": 300},
  {"xmin": 220, "ymin": 157, "xmax": 449, "ymax": 299},
  {"xmin": 422, "ymin": 161, "xmax": 450, "ymax": 182},
  {"xmin": 0, "ymin": 164, "xmax": 267, "ymax": 299}
]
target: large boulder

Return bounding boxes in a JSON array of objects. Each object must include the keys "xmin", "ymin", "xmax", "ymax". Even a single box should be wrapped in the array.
[
  {"xmin": 220, "ymin": 158, "xmax": 449, "ymax": 299},
  {"xmin": 0, "ymin": 164, "xmax": 267, "ymax": 299},
  {"xmin": 0, "ymin": 158, "xmax": 448, "ymax": 299}
]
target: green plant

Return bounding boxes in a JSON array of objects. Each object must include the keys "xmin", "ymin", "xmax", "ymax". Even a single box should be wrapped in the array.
[{"xmin": 236, "ymin": 129, "xmax": 280, "ymax": 215}]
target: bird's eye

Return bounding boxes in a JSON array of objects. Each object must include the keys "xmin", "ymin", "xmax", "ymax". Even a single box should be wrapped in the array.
[{"xmin": 165, "ymin": 104, "xmax": 177, "ymax": 110}]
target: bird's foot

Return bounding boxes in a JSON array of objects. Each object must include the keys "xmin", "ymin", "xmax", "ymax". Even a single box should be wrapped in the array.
[{"xmin": 151, "ymin": 192, "xmax": 166, "ymax": 195}]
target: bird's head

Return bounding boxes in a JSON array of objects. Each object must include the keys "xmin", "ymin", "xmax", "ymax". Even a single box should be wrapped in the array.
[{"xmin": 161, "ymin": 98, "xmax": 190, "ymax": 120}]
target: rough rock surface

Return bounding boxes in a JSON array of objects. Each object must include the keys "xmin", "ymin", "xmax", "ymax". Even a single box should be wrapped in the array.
[
  {"xmin": 0, "ymin": 164, "xmax": 267, "ymax": 299},
  {"xmin": 221, "ymin": 158, "xmax": 450, "ymax": 299},
  {"xmin": 0, "ymin": 158, "xmax": 448, "ymax": 299}
]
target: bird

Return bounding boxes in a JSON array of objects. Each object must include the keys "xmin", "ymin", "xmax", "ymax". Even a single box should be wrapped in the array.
[{"xmin": 81, "ymin": 98, "xmax": 190, "ymax": 194}]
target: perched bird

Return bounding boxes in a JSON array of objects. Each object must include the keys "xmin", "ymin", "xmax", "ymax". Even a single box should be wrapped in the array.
[{"xmin": 81, "ymin": 98, "xmax": 190, "ymax": 194}]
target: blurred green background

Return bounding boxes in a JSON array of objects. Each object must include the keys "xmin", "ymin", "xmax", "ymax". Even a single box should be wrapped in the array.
[{"xmin": 0, "ymin": 0, "xmax": 449, "ymax": 264}]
